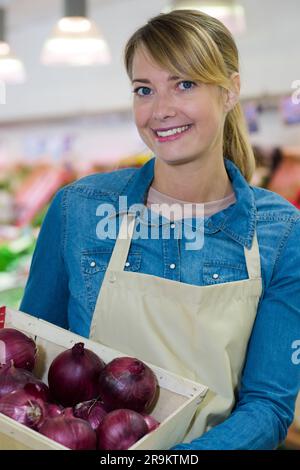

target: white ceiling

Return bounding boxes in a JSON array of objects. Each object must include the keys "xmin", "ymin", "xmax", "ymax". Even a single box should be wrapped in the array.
[{"xmin": 0, "ymin": 0, "xmax": 299, "ymax": 121}]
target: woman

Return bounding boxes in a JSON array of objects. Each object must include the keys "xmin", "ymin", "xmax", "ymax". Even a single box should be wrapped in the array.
[{"xmin": 20, "ymin": 10, "xmax": 300, "ymax": 450}]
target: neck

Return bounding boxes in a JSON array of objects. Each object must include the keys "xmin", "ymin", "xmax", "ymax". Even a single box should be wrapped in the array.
[{"xmin": 151, "ymin": 156, "xmax": 233, "ymax": 203}]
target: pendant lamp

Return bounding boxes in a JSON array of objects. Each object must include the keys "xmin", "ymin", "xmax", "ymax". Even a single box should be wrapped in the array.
[
  {"xmin": 163, "ymin": 0, "xmax": 246, "ymax": 34},
  {"xmin": 0, "ymin": 7, "xmax": 25, "ymax": 84},
  {"xmin": 41, "ymin": 0, "xmax": 111, "ymax": 66}
]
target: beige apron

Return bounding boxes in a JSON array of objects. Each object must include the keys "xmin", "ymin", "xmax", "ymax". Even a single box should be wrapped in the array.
[{"xmin": 90, "ymin": 214, "xmax": 262, "ymax": 442}]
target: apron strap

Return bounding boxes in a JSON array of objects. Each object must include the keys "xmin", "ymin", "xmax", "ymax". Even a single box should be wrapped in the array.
[
  {"xmin": 106, "ymin": 214, "xmax": 136, "ymax": 272},
  {"xmin": 243, "ymin": 231, "xmax": 261, "ymax": 280}
]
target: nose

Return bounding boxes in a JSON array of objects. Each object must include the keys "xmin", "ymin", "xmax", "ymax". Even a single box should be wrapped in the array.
[{"xmin": 152, "ymin": 94, "xmax": 176, "ymax": 121}]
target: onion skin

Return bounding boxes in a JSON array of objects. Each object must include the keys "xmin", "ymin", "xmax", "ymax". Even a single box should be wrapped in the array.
[
  {"xmin": 98, "ymin": 357, "xmax": 158, "ymax": 413},
  {"xmin": 45, "ymin": 403, "xmax": 64, "ymax": 418},
  {"xmin": 0, "ymin": 384, "xmax": 46, "ymax": 429},
  {"xmin": 73, "ymin": 399, "xmax": 107, "ymax": 432},
  {"xmin": 142, "ymin": 413, "xmax": 160, "ymax": 432},
  {"xmin": 36, "ymin": 403, "xmax": 64, "ymax": 431},
  {"xmin": 39, "ymin": 413, "xmax": 97, "ymax": 450},
  {"xmin": 97, "ymin": 409, "xmax": 148, "ymax": 450},
  {"xmin": 0, "ymin": 363, "xmax": 50, "ymax": 401},
  {"xmin": 0, "ymin": 328, "xmax": 36, "ymax": 371},
  {"xmin": 48, "ymin": 342, "xmax": 105, "ymax": 407}
]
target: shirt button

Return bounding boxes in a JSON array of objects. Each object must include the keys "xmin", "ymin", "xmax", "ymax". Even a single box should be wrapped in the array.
[
  {"xmin": 90, "ymin": 261, "xmax": 96, "ymax": 268},
  {"xmin": 170, "ymin": 223, "xmax": 176, "ymax": 229},
  {"xmin": 212, "ymin": 273, "xmax": 219, "ymax": 279},
  {"xmin": 170, "ymin": 263, "xmax": 176, "ymax": 269},
  {"xmin": 125, "ymin": 261, "xmax": 130, "ymax": 267}
]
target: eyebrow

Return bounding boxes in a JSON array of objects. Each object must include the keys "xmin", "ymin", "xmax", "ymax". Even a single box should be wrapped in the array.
[{"xmin": 132, "ymin": 75, "xmax": 181, "ymax": 84}]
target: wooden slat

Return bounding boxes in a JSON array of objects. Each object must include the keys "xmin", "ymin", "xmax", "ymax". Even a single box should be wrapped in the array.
[{"xmin": 0, "ymin": 414, "xmax": 68, "ymax": 450}]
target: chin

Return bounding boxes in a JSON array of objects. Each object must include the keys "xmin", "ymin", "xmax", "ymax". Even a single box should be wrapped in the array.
[{"xmin": 157, "ymin": 153, "xmax": 200, "ymax": 166}]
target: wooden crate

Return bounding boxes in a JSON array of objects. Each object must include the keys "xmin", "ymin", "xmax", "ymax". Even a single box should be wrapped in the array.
[{"xmin": 0, "ymin": 307, "xmax": 207, "ymax": 450}]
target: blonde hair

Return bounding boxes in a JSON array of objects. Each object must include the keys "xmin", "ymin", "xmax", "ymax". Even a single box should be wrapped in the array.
[{"xmin": 124, "ymin": 9, "xmax": 255, "ymax": 181}]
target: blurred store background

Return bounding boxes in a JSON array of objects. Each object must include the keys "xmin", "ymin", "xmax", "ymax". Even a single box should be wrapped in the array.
[{"xmin": 0, "ymin": 0, "xmax": 299, "ymax": 448}]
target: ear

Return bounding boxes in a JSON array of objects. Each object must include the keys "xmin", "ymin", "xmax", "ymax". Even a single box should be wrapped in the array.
[{"xmin": 224, "ymin": 72, "xmax": 240, "ymax": 112}]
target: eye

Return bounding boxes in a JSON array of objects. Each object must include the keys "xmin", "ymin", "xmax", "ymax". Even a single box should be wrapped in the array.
[
  {"xmin": 178, "ymin": 80, "xmax": 196, "ymax": 91},
  {"xmin": 133, "ymin": 86, "xmax": 152, "ymax": 97}
]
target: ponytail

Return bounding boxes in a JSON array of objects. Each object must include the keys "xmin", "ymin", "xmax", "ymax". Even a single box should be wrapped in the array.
[{"xmin": 223, "ymin": 103, "xmax": 256, "ymax": 182}]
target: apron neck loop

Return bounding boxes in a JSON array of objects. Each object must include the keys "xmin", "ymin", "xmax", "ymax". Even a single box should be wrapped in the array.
[
  {"xmin": 106, "ymin": 214, "xmax": 136, "ymax": 272},
  {"xmin": 243, "ymin": 231, "xmax": 261, "ymax": 279}
]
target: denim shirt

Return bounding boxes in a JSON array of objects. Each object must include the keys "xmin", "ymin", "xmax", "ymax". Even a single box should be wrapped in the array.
[{"xmin": 20, "ymin": 157, "xmax": 300, "ymax": 450}]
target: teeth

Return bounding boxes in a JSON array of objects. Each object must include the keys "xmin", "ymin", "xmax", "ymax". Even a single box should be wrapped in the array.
[{"xmin": 156, "ymin": 125, "xmax": 190, "ymax": 137}]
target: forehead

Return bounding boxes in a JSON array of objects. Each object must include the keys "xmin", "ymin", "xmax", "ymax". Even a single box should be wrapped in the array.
[{"xmin": 132, "ymin": 47, "xmax": 172, "ymax": 80}]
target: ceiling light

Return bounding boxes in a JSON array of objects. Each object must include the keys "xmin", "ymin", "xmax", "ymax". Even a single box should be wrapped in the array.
[
  {"xmin": 163, "ymin": 0, "xmax": 246, "ymax": 35},
  {"xmin": 41, "ymin": 0, "xmax": 111, "ymax": 66},
  {"xmin": 0, "ymin": 7, "xmax": 25, "ymax": 84}
]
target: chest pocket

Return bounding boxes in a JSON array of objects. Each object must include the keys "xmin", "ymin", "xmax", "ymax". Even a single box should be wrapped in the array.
[
  {"xmin": 81, "ymin": 248, "xmax": 142, "ymax": 312},
  {"xmin": 81, "ymin": 249, "xmax": 141, "ymax": 274},
  {"xmin": 203, "ymin": 260, "xmax": 248, "ymax": 285}
]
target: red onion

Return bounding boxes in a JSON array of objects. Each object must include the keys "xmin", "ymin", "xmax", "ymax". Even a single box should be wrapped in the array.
[
  {"xmin": 73, "ymin": 399, "xmax": 107, "ymax": 432},
  {"xmin": 45, "ymin": 403, "xmax": 64, "ymax": 418},
  {"xmin": 63, "ymin": 407, "xmax": 75, "ymax": 418},
  {"xmin": 98, "ymin": 357, "xmax": 158, "ymax": 413},
  {"xmin": 36, "ymin": 403, "xmax": 64, "ymax": 431},
  {"xmin": 0, "ymin": 328, "xmax": 36, "ymax": 371},
  {"xmin": 48, "ymin": 342, "xmax": 105, "ymax": 407},
  {"xmin": 0, "ymin": 363, "xmax": 50, "ymax": 401},
  {"xmin": 97, "ymin": 409, "xmax": 148, "ymax": 450},
  {"xmin": 0, "ymin": 384, "xmax": 46, "ymax": 429},
  {"xmin": 142, "ymin": 413, "xmax": 160, "ymax": 432},
  {"xmin": 39, "ymin": 410, "xmax": 97, "ymax": 450}
]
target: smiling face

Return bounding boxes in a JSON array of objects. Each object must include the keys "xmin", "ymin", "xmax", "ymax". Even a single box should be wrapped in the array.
[{"xmin": 131, "ymin": 47, "xmax": 228, "ymax": 167}]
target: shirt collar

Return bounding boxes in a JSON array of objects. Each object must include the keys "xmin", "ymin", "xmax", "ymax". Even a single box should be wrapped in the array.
[
  {"xmin": 206, "ymin": 158, "xmax": 257, "ymax": 249},
  {"xmin": 117, "ymin": 156, "xmax": 256, "ymax": 249}
]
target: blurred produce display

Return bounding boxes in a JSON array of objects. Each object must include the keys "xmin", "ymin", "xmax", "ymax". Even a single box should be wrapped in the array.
[{"xmin": 267, "ymin": 148, "xmax": 300, "ymax": 201}]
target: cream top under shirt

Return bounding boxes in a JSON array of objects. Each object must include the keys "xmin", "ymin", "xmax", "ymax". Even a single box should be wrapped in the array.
[{"xmin": 146, "ymin": 185, "xmax": 236, "ymax": 221}]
